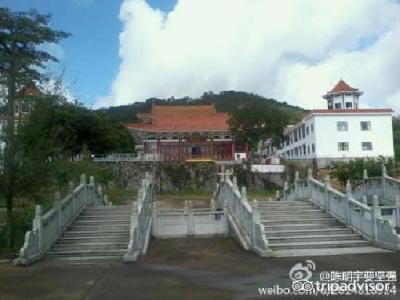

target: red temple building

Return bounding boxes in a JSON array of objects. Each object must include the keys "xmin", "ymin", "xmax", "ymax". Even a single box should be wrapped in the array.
[{"xmin": 127, "ymin": 104, "xmax": 247, "ymax": 162}]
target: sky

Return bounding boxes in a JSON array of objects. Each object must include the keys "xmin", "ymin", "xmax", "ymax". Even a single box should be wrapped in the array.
[{"xmin": 2, "ymin": 0, "xmax": 400, "ymax": 113}]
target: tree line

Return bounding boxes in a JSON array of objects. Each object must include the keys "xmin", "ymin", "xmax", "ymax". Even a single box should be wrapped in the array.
[{"xmin": 0, "ymin": 7, "xmax": 133, "ymax": 248}]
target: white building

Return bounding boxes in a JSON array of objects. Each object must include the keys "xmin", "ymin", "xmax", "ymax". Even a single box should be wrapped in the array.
[{"xmin": 263, "ymin": 80, "xmax": 394, "ymax": 168}]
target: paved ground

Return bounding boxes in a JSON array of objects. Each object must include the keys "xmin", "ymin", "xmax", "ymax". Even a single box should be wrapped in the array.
[{"xmin": 0, "ymin": 238, "xmax": 399, "ymax": 300}]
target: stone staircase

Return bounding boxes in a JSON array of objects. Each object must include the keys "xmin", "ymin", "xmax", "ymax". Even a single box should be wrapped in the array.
[
  {"xmin": 256, "ymin": 200, "xmax": 391, "ymax": 257},
  {"xmin": 44, "ymin": 205, "xmax": 132, "ymax": 264}
]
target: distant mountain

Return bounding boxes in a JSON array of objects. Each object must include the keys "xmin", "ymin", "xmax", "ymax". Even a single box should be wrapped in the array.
[{"xmin": 96, "ymin": 90, "xmax": 306, "ymax": 124}]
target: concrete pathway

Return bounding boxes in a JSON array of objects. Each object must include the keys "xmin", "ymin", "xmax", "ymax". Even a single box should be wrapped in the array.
[{"xmin": 0, "ymin": 238, "xmax": 399, "ymax": 299}]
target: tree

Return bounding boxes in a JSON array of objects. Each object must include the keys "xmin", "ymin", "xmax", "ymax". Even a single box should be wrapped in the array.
[
  {"xmin": 228, "ymin": 100, "xmax": 290, "ymax": 150},
  {"xmin": 0, "ymin": 8, "xmax": 69, "ymax": 247},
  {"xmin": 20, "ymin": 97, "xmax": 135, "ymax": 157},
  {"xmin": 393, "ymin": 116, "xmax": 400, "ymax": 161}
]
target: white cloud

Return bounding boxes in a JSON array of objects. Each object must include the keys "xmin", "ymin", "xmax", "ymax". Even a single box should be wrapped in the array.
[{"xmin": 98, "ymin": 0, "xmax": 400, "ymax": 113}]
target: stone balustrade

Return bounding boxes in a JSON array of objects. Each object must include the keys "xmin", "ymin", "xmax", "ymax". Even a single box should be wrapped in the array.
[
  {"xmin": 283, "ymin": 168, "xmax": 400, "ymax": 252},
  {"xmin": 214, "ymin": 173, "xmax": 272, "ymax": 257},
  {"xmin": 14, "ymin": 174, "xmax": 107, "ymax": 266},
  {"xmin": 124, "ymin": 172, "xmax": 155, "ymax": 262}
]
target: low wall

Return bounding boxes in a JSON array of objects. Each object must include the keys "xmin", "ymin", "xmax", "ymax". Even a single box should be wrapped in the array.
[
  {"xmin": 151, "ymin": 201, "xmax": 227, "ymax": 238},
  {"xmin": 97, "ymin": 161, "xmax": 220, "ymax": 192}
]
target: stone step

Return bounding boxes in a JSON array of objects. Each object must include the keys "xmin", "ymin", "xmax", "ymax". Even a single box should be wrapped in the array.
[
  {"xmin": 73, "ymin": 220, "xmax": 130, "ymax": 225},
  {"xmin": 63, "ymin": 229, "xmax": 129, "ymax": 237},
  {"xmin": 260, "ymin": 216, "xmax": 334, "ymax": 223},
  {"xmin": 256, "ymin": 203, "xmax": 315, "ymax": 208},
  {"xmin": 263, "ymin": 222, "xmax": 342, "ymax": 231},
  {"xmin": 78, "ymin": 215, "xmax": 132, "ymax": 220},
  {"xmin": 261, "ymin": 218, "xmax": 337, "ymax": 225},
  {"xmin": 52, "ymin": 243, "xmax": 127, "ymax": 251},
  {"xmin": 268, "ymin": 233, "xmax": 362, "ymax": 244},
  {"xmin": 43, "ymin": 255, "xmax": 123, "ymax": 264},
  {"xmin": 86, "ymin": 205, "xmax": 132, "ymax": 209},
  {"xmin": 68, "ymin": 224, "xmax": 130, "ymax": 231},
  {"xmin": 256, "ymin": 207, "xmax": 318, "ymax": 212},
  {"xmin": 265, "ymin": 227, "xmax": 353, "ymax": 237},
  {"xmin": 58, "ymin": 236, "xmax": 129, "ymax": 243},
  {"xmin": 272, "ymin": 246, "xmax": 392, "ymax": 257},
  {"xmin": 258, "ymin": 209, "xmax": 324, "ymax": 215},
  {"xmin": 81, "ymin": 210, "xmax": 132, "ymax": 215},
  {"xmin": 256, "ymin": 201, "xmax": 315, "ymax": 207},
  {"xmin": 269, "ymin": 239, "xmax": 371, "ymax": 250},
  {"xmin": 260, "ymin": 213, "xmax": 329, "ymax": 220},
  {"xmin": 46, "ymin": 249, "xmax": 127, "ymax": 257}
]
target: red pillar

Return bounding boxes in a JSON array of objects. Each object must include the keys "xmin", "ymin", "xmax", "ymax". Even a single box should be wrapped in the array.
[{"xmin": 231, "ymin": 142, "xmax": 235, "ymax": 160}]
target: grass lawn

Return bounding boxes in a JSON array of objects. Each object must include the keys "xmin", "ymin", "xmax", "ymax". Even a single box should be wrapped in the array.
[
  {"xmin": 106, "ymin": 188, "xmax": 137, "ymax": 206},
  {"xmin": 158, "ymin": 188, "xmax": 211, "ymax": 201},
  {"xmin": 247, "ymin": 189, "xmax": 277, "ymax": 201}
]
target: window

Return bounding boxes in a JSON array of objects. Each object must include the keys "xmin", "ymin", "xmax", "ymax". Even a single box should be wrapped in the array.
[
  {"xmin": 312, "ymin": 144, "xmax": 315, "ymax": 153},
  {"xmin": 301, "ymin": 125, "xmax": 306, "ymax": 138},
  {"xmin": 361, "ymin": 121, "xmax": 371, "ymax": 131},
  {"xmin": 311, "ymin": 124, "xmax": 314, "ymax": 133},
  {"xmin": 362, "ymin": 142, "xmax": 373, "ymax": 151},
  {"xmin": 335, "ymin": 103, "xmax": 342, "ymax": 109},
  {"xmin": 337, "ymin": 121, "xmax": 348, "ymax": 132},
  {"xmin": 338, "ymin": 142, "xmax": 349, "ymax": 151},
  {"xmin": 345, "ymin": 102, "xmax": 353, "ymax": 109},
  {"xmin": 307, "ymin": 145, "xmax": 310, "ymax": 154},
  {"xmin": 306, "ymin": 126, "xmax": 309, "ymax": 135}
]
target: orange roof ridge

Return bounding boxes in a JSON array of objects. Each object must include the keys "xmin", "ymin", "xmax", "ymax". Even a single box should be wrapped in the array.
[
  {"xmin": 329, "ymin": 79, "xmax": 358, "ymax": 93},
  {"xmin": 128, "ymin": 104, "xmax": 229, "ymax": 132}
]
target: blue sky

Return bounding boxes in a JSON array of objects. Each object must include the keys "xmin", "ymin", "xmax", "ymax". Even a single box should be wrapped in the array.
[
  {"xmin": 1, "ymin": 0, "xmax": 177, "ymax": 107},
  {"xmin": 2, "ymin": 1, "xmax": 400, "ymax": 112}
]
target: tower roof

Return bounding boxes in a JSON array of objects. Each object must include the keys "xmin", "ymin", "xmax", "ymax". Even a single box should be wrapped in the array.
[{"xmin": 329, "ymin": 79, "xmax": 359, "ymax": 93}]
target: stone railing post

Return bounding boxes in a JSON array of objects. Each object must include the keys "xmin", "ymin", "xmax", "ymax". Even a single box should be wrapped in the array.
[
  {"xmin": 232, "ymin": 176, "xmax": 238, "ymax": 190},
  {"xmin": 225, "ymin": 172, "xmax": 230, "ymax": 183},
  {"xmin": 252, "ymin": 199, "xmax": 259, "ymax": 245},
  {"xmin": 185, "ymin": 200, "xmax": 194, "ymax": 236},
  {"xmin": 33, "ymin": 205, "xmax": 43, "ymax": 253},
  {"xmin": 283, "ymin": 181, "xmax": 288, "ymax": 201},
  {"xmin": 53, "ymin": 191, "xmax": 61, "ymax": 235},
  {"xmin": 68, "ymin": 181, "xmax": 75, "ymax": 216},
  {"xmin": 307, "ymin": 168, "xmax": 313, "ymax": 200},
  {"xmin": 275, "ymin": 190, "xmax": 280, "ymax": 201},
  {"xmin": 294, "ymin": 170, "xmax": 299, "ymax": 199},
  {"xmin": 362, "ymin": 196, "xmax": 368, "ymax": 206},
  {"xmin": 371, "ymin": 195, "xmax": 380, "ymax": 242},
  {"xmin": 382, "ymin": 164, "xmax": 387, "ymax": 199},
  {"xmin": 240, "ymin": 186, "xmax": 247, "ymax": 224},
  {"xmin": 324, "ymin": 175, "xmax": 331, "ymax": 212},
  {"xmin": 89, "ymin": 176, "xmax": 95, "ymax": 205},
  {"xmin": 80, "ymin": 174, "xmax": 87, "ymax": 205},
  {"xmin": 345, "ymin": 180, "xmax": 352, "ymax": 226},
  {"xmin": 210, "ymin": 198, "xmax": 215, "ymax": 211},
  {"xmin": 152, "ymin": 201, "xmax": 158, "ymax": 236},
  {"xmin": 219, "ymin": 172, "xmax": 225, "ymax": 183},
  {"xmin": 97, "ymin": 186, "xmax": 103, "ymax": 206},
  {"xmin": 396, "ymin": 195, "xmax": 400, "ymax": 228},
  {"xmin": 363, "ymin": 169, "xmax": 368, "ymax": 197},
  {"xmin": 103, "ymin": 194, "xmax": 111, "ymax": 206}
]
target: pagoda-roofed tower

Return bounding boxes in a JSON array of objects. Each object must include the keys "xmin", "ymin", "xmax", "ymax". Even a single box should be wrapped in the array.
[{"xmin": 323, "ymin": 79, "xmax": 363, "ymax": 110}]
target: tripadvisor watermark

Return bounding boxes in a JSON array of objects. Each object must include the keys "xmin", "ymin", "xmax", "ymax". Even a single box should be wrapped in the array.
[{"xmin": 258, "ymin": 260, "xmax": 397, "ymax": 296}]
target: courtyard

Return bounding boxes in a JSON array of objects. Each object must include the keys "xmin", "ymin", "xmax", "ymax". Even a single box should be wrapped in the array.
[{"xmin": 1, "ymin": 238, "xmax": 399, "ymax": 300}]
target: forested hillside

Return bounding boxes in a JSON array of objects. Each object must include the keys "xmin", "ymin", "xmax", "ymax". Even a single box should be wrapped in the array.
[
  {"xmin": 97, "ymin": 91, "xmax": 306, "ymax": 149},
  {"xmin": 97, "ymin": 91, "xmax": 305, "ymax": 124}
]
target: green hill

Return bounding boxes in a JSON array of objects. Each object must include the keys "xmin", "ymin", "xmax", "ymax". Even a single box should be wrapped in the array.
[{"xmin": 96, "ymin": 90, "xmax": 306, "ymax": 124}]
